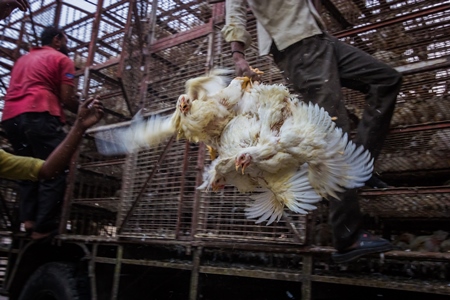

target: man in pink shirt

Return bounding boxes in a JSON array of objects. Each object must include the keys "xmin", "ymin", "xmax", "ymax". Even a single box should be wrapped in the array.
[{"xmin": 2, "ymin": 26, "xmax": 80, "ymax": 239}]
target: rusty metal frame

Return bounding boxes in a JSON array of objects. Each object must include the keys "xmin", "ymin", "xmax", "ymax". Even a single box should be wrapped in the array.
[
  {"xmin": 387, "ymin": 121, "xmax": 450, "ymax": 134},
  {"xmin": 117, "ymin": 135, "xmax": 176, "ymax": 234},
  {"xmin": 360, "ymin": 186, "xmax": 450, "ymax": 196},
  {"xmin": 334, "ymin": 3, "xmax": 450, "ymax": 38},
  {"xmin": 2, "ymin": 1, "xmax": 450, "ymax": 299},
  {"xmin": 176, "ymin": 141, "xmax": 191, "ymax": 240}
]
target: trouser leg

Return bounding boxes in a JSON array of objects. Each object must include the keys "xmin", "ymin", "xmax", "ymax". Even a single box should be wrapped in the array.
[
  {"xmin": 329, "ymin": 34, "xmax": 402, "ymax": 160},
  {"xmin": 2, "ymin": 112, "xmax": 68, "ymax": 233},
  {"xmin": 26, "ymin": 113, "xmax": 67, "ymax": 233},
  {"xmin": 272, "ymin": 33, "xmax": 401, "ymax": 250},
  {"xmin": 2, "ymin": 116, "xmax": 39, "ymax": 224},
  {"xmin": 35, "ymin": 174, "xmax": 67, "ymax": 233},
  {"xmin": 271, "ymin": 34, "xmax": 351, "ymax": 134}
]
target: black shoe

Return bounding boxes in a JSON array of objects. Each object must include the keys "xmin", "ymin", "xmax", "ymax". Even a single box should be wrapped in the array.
[
  {"xmin": 332, "ymin": 231, "xmax": 393, "ymax": 264},
  {"xmin": 365, "ymin": 174, "xmax": 390, "ymax": 188}
]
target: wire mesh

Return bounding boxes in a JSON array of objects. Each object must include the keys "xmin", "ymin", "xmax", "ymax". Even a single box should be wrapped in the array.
[
  {"xmin": 325, "ymin": 0, "xmax": 450, "ymax": 32},
  {"xmin": 68, "ymin": 137, "xmax": 124, "ymax": 236},
  {"xmin": 0, "ymin": 0, "xmax": 449, "ymax": 243},
  {"xmin": 143, "ymin": 37, "xmax": 210, "ymax": 112},
  {"xmin": 118, "ymin": 140, "xmax": 192, "ymax": 239},
  {"xmin": 359, "ymin": 188, "xmax": 450, "ymax": 218},
  {"xmin": 375, "ymin": 126, "xmax": 450, "ymax": 173},
  {"xmin": 197, "ymin": 185, "xmax": 307, "ymax": 245},
  {"xmin": 341, "ymin": 7, "xmax": 450, "ymax": 127}
]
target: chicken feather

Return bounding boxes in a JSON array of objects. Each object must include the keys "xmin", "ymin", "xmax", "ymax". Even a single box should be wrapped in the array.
[
  {"xmin": 96, "ymin": 71, "xmax": 374, "ymax": 226},
  {"xmin": 245, "ymin": 164, "xmax": 321, "ymax": 225},
  {"xmin": 96, "ymin": 70, "xmax": 240, "ymax": 154},
  {"xmin": 231, "ymin": 86, "xmax": 373, "ymax": 221}
]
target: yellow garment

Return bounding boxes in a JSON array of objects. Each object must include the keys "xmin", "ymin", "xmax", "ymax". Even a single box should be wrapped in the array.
[
  {"xmin": 0, "ymin": 149, "xmax": 44, "ymax": 181},
  {"xmin": 222, "ymin": 0, "xmax": 324, "ymax": 56}
]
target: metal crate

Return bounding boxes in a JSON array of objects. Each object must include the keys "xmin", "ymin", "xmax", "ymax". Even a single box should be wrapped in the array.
[
  {"xmin": 359, "ymin": 187, "xmax": 450, "ymax": 218},
  {"xmin": 117, "ymin": 141, "xmax": 308, "ymax": 245},
  {"xmin": 66, "ymin": 138, "xmax": 123, "ymax": 237},
  {"xmin": 196, "ymin": 187, "xmax": 307, "ymax": 245},
  {"xmin": 375, "ymin": 124, "xmax": 450, "ymax": 173},
  {"xmin": 117, "ymin": 139, "xmax": 197, "ymax": 240}
]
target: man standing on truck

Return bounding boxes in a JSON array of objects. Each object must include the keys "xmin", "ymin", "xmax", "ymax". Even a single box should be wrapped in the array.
[
  {"xmin": 1, "ymin": 97, "xmax": 104, "ymax": 181},
  {"xmin": 1, "ymin": 26, "xmax": 80, "ymax": 240},
  {"xmin": 222, "ymin": 0, "xmax": 403, "ymax": 263}
]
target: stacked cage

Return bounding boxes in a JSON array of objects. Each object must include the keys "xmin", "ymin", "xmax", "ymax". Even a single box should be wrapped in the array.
[
  {"xmin": 322, "ymin": 1, "xmax": 450, "ymax": 235},
  {"xmin": 61, "ymin": 0, "xmax": 136, "ymax": 236},
  {"xmin": 109, "ymin": 0, "xmax": 310, "ymax": 245}
]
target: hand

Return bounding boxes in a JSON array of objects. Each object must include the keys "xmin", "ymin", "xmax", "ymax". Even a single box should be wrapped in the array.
[
  {"xmin": 6, "ymin": 0, "xmax": 29, "ymax": 11},
  {"xmin": 234, "ymin": 56, "xmax": 262, "ymax": 81},
  {"xmin": 0, "ymin": 0, "xmax": 29, "ymax": 20},
  {"xmin": 75, "ymin": 96, "xmax": 104, "ymax": 130}
]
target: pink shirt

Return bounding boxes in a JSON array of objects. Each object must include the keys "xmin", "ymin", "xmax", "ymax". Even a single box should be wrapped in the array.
[{"xmin": 2, "ymin": 46, "xmax": 75, "ymax": 123}]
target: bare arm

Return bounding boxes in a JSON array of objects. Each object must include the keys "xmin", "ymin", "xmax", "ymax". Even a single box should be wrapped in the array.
[
  {"xmin": 230, "ymin": 41, "xmax": 260, "ymax": 80},
  {"xmin": 38, "ymin": 97, "xmax": 104, "ymax": 179},
  {"xmin": 0, "ymin": 0, "xmax": 29, "ymax": 20},
  {"xmin": 222, "ymin": 0, "xmax": 260, "ymax": 80},
  {"xmin": 60, "ymin": 83, "xmax": 79, "ymax": 114}
]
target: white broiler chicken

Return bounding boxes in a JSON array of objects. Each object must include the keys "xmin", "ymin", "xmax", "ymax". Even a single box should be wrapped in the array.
[
  {"xmin": 200, "ymin": 81, "xmax": 372, "ymax": 224},
  {"xmin": 234, "ymin": 84, "xmax": 374, "ymax": 199},
  {"xmin": 95, "ymin": 70, "xmax": 242, "ymax": 154},
  {"xmin": 199, "ymin": 98, "xmax": 322, "ymax": 224},
  {"xmin": 96, "ymin": 72, "xmax": 374, "ymax": 226}
]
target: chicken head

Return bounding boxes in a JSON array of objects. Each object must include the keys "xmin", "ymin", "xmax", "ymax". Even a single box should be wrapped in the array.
[
  {"xmin": 177, "ymin": 94, "xmax": 191, "ymax": 115},
  {"xmin": 235, "ymin": 153, "xmax": 252, "ymax": 174}
]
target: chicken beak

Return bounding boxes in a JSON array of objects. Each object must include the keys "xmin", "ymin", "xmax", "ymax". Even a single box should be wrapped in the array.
[
  {"xmin": 235, "ymin": 163, "xmax": 245, "ymax": 174},
  {"xmin": 235, "ymin": 160, "xmax": 246, "ymax": 174}
]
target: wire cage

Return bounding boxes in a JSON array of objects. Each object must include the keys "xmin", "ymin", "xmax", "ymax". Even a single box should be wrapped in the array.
[
  {"xmin": 66, "ymin": 136, "xmax": 123, "ymax": 237},
  {"xmin": 340, "ymin": 5, "xmax": 450, "ymax": 128},
  {"xmin": 197, "ymin": 187, "xmax": 308, "ymax": 245},
  {"xmin": 117, "ymin": 139, "xmax": 195, "ymax": 240},
  {"xmin": 0, "ymin": 0, "xmax": 449, "ymax": 249},
  {"xmin": 108, "ymin": 3, "xmax": 311, "ymax": 245},
  {"xmin": 375, "ymin": 125, "xmax": 450, "ymax": 174},
  {"xmin": 359, "ymin": 187, "xmax": 450, "ymax": 219}
]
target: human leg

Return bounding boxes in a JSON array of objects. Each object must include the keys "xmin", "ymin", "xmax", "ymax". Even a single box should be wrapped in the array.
[
  {"xmin": 23, "ymin": 113, "xmax": 68, "ymax": 235},
  {"xmin": 271, "ymin": 36, "xmax": 363, "ymax": 250},
  {"xmin": 329, "ymin": 34, "xmax": 402, "ymax": 160},
  {"xmin": 272, "ymin": 35, "xmax": 396, "ymax": 261},
  {"xmin": 2, "ymin": 115, "xmax": 39, "ymax": 229},
  {"xmin": 271, "ymin": 34, "xmax": 352, "ymax": 134}
]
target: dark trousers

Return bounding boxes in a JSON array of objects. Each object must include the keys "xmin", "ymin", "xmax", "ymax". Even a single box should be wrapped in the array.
[
  {"xmin": 2, "ymin": 112, "xmax": 67, "ymax": 233},
  {"xmin": 272, "ymin": 33, "xmax": 402, "ymax": 250}
]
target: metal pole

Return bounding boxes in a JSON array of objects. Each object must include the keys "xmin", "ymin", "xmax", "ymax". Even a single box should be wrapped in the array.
[
  {"xmin": 137, "ymin": 0, "xmax": 158, "ymax": 110},
  {"xmin": 189, "ymin": 246, "xmax": 202, "ymax": 300},
  {"xmin": 90, "ymin": 243, "xmax": 98, "ymax": 300},
  {"xmin": 111, "ymin": 245, "xmax": 123, "ymax": 300},
  {"xmin": 117, "ymin": 135, "xmax": 175, "ymax": 234},
  {"xmin": 302, "ymin": 254, "xmax": 313, "ymax": 300}
]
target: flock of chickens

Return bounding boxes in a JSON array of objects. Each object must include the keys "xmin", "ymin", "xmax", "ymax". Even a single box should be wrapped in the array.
[{"xmin": 96, "ymin": 70, "xmax": 374, "ymax": 224}]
